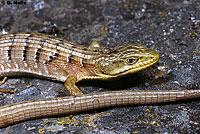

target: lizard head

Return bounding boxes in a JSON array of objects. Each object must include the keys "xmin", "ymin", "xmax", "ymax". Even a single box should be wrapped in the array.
[{"xmin": 97, "ymin": 43, "xmax": 159, "ymax": 78}]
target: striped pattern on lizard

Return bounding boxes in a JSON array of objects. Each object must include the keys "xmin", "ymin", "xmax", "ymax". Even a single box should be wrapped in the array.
[{"xmin": 0, "ymin": 32, "xmax": 159, "ymax": 96}]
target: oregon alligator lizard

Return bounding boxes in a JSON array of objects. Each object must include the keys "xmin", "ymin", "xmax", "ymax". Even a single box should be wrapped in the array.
[{"xmin": 0, "ymin": 33, "xmax": 199, "ymax": 128}]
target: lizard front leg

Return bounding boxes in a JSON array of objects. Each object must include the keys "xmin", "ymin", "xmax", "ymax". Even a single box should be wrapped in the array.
[
  {"xmin": 0, "ymin": 77, "xmax": 8, "ymax": 86},
  {"xmin": 64, "ymin": 76, "xmax": 83, "ymax": 96},
  {"xmin": 0, "ymin": 77, "xmax": 14, "ymax": 93}
]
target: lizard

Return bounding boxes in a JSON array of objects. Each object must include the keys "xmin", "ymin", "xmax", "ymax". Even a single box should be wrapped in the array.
[{"xmin": 0, "ymin": 33, "xmax": 199, "ymax": 128}]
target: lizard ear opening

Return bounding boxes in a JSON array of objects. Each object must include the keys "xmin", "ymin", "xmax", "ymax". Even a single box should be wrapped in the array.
[{"xmin": 100, "ymin": 68, "xmax": 107, "ymax": 74}]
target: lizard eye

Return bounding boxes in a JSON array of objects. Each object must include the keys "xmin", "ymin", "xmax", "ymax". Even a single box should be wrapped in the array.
[{"xmin": 126, "ymin": 58, "xmax": 138, "ymax": 65}]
